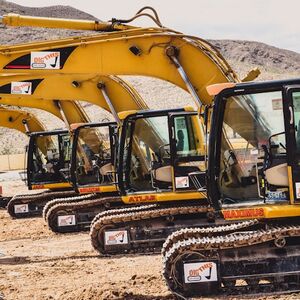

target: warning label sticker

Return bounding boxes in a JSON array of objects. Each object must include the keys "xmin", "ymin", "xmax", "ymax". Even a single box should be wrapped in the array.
[
  {"xmin": 30, "ymin": 51, "xmax": 60, "ymax": 69},
  {"xmin": 57, "ymin": 215, "xmax": 76, "ymax": 226},
  {"xmin": 175, "ymin": 176, "xmax": 189, "ymax": 188},
  {"xmin": 272, "ymin": 99, "xmax": 283, "ymax": 110},
  {"xmin": 14, "ymin": 204, "xmax": 29, "ymax": 214},
  {"xmin": 104, "ymin": 230, "xmax": 128, "ymax": 245},
  {"xmin": 11, "ymin": 81, "xmax": 32, "ymax": 95},
  {"xmin": 184, "ymin": 262, "xmax": 218, "ymax": 283}
]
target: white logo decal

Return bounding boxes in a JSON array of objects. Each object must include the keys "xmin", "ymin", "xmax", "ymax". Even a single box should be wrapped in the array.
[
  {"xmin": 184, "ymin": 262, "xmax": 218, "ymax": 283},
  {"xmin": 104, "ymin": 230, "xmax": 128, "ymax": 245},
  {"xmin": 175, "ymin": 176, "xmax": 189, "ymax": 188},
  {"xmin": 57, "ymin": 215, "xmax": 76, "ymax": 226},
  {"xmin": 272, "ymin": 98, "xmax": 283, "ymax": 110},
  {"xmin": 30, "ymin": 51, "xmax": 60, "ymax": 69},
  {"xmin": 11, "ymin": 81, "xmax": 32, "ymax": 95},
  {"xmin": 14, "ymin": 204, "xmax": 29, "ymax": 213}
]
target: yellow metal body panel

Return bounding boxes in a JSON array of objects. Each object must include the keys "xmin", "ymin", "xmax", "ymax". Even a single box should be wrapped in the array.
[
  {"xmin": 118, "ymin": 110, "xmax": 138, "ymax": 121},
  {"xmin": 122, "ymin": 191, "xmax": 206, "ymax": 204},
  {"xmin": 31, "ymin": 182, "xmax": 72, "ymax": 190}
]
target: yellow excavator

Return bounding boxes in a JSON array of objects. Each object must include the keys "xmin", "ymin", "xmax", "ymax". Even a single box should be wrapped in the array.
[
  {"xmin": 0, "ymin": 98, "xmax": 89, "ymax": 216},
  {"xmin": 0, "ymin": 10, "xmax": 260, "ymax": 249},
  {"xmin": 161, "ymin": 79, "xmax": 300, "ymax": 298},
  {"xmin": 0, "ymin": 106, "xmax": 53, "ymax": 207},
  {"xmin": 0, "ymin": 73, "xmax": 149, "ymax": 224}
]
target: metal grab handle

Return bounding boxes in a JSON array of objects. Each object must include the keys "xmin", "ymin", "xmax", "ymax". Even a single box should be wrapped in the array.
[{"xmin": 289, "ymin": 106, "xmax": 294, "ymax": 125}]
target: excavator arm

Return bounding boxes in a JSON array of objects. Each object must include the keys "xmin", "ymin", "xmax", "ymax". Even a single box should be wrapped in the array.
[
  {"xmin": 0, "ymin": 74, "xmax": 148, "ymax": 113},
  {"xmin": 0, "ymin": 107, "xmax": 45, "ymax": 133},
  {"xmin": 0, "ymin": 96, "xmax": 90, "ymax": 125},
  {"xmin": 0, "ymin": 106, "xmax": 54, "ymax": 155}
]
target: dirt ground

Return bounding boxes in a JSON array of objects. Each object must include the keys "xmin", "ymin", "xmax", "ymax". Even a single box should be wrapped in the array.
[{"xmin": 0, "ymin": 176, "xmax": 300, "ymax": 300}]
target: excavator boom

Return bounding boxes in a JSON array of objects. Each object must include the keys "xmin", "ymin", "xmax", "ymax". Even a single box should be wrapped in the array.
[
  {"xmin": 0, "ymin": 107, "xmax": 45, "ymax": 134},
  {"xmin": 0, "ymin": 30, "xmax": 241, "ymax": 108},
  {"xmin": 0, "ymin": 74, "xmax": 148, "ymax": 112}
]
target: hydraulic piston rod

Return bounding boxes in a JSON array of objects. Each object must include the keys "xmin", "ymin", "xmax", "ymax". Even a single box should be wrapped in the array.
[
  {"xmin": 54, "ymin": 100, "xmax": 70, "ymax": 128},
  {"xmin": 165, "ymin": 46, "xmax": 203, "ymax": 109},
  {"xmin": 97, "ymin": 82, "xmax": 121, "ymax": 125},
  {"xmin": 22, "ymin": 119, "xmax": 30, "ymax": 134}
]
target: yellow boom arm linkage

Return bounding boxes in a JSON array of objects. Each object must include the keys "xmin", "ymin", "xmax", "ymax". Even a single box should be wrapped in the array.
[{"xmin": 0, "ymin": 106, "xmax": 45, "ymax": 134}]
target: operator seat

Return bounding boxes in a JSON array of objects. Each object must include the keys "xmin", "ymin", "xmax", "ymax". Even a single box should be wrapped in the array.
[
  {"xmin": 176, "ymin": 130, "xmax": 184, "ymax": 152},
  {"xmin": 262, "ymin": 144, "xmax": 288, "ymax": 187}
]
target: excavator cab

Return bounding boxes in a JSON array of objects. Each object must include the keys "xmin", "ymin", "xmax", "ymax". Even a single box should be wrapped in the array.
[
  {"xmin": 27, "ymin": 129, "xmax": 72, "ymax": 190},
  {"xmin": 70, "ymin": 122, "xmax": 118, "ymax": 194},
  {"xmin": 118, "ymin": 108, "xmax": 206, "ymax": 202},
  {"xmin": 208, "ymin": 78, "xmax": 300, "ymax": 213}
]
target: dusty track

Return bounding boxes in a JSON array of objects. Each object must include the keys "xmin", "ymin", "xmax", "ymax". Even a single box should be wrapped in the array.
[{"xmin": 1, "ymin": 179, "xmax": 300, "ymax": 300}]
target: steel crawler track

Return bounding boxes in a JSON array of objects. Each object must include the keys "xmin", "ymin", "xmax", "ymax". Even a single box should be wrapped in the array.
[
  {"xmin": 46, "ymin": 195, "xmax": 122, "ymax": 233},
  {"xmin": 43, "ymin": 193, "xmax": 96, "ymax": 220},
  {"xmin": 162, "ymin": 223, "xmax": 300, "ymax": 299},
  {"xmin": 7, "ymin": 190, "xmax": 77, "ymax": 218},
  {"xmin": 90, "ymin": 204, "xmax": 208, "ymax": 255},
  {"xmin": 0, "ymin": 196, "xmax": 12, "ymax": 208},
  {"xmin": 162, "ymin": 219, "xmax": 259, "ymax": 256}
]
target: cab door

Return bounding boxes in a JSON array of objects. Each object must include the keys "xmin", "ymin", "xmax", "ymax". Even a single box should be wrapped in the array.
[
  {"xmin": 169, "ymin": 112, "xmax": 206, "ymax": 192},
  {"xmin": 284, "ymin": 85, "xmax": 300, "ymax": 203},
  {"xmin": 70, "ymin": 122, "xmax": 117, "ymax": 191}
]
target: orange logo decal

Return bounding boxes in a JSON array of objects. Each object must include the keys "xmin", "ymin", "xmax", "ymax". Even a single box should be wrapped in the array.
[
  {"xmin": 189, "ymin": 262, "xmax": 213, "ymax": 277},
  {"xmin": 223, "ymin": 208, "xmax": 264, "ymax": 219},
  {"xmin": 32, "ymin": 184, "xmax": 45, "ymax": 189},
  {"xmin": 33, "ymin": 52, "xmax": 59, "ymax": 63},
  {"xmin": 78, "ymin": 186, "xmax": 102, "ymax": 194},
  {"xmin": 128, "ymin": 195, "xmax": 156, "ymax": 203},
  {"xmin": 108, "ymin": 231, "xmax": 125, "ymax": 242}
]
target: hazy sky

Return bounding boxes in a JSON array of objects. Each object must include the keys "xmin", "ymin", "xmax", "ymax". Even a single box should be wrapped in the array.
[{"xmin": 10, "ymin": 0, "xmax": 300, "ymax": 53}]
